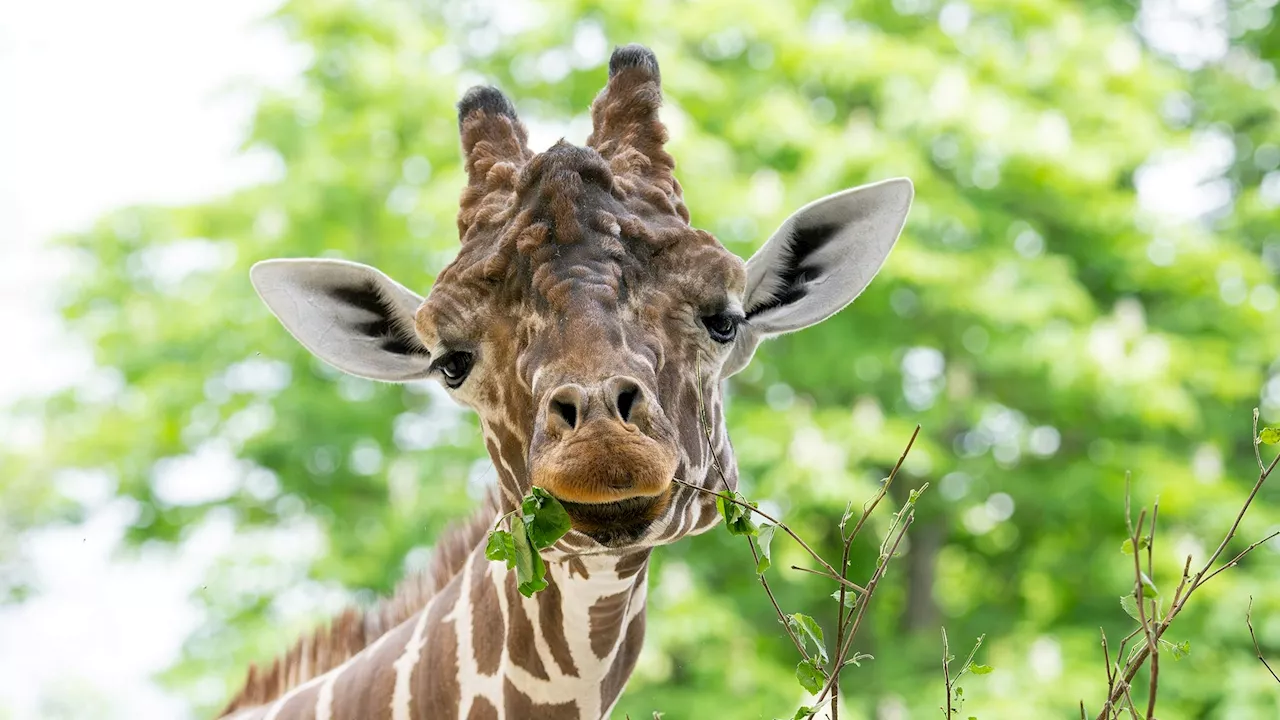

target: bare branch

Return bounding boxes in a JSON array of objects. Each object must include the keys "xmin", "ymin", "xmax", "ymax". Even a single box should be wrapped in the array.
[
  {"xmin": 748, "ymin": 536, "xmax": 810, "ymax": 662},
  {"xmin": 942, "ymin": 628, "xmax": 953, "ymax": 719},
  {"xmin": 788, "ymin": 565, "xmax": 866, "ymax": 594},
  {"xmin": 1247, "ymin": 596, "xmax": 1280, "ymax": 685},
  {"xmin": 1254, "ymin": 408, "xmax": 1266, "ymax": 474}
]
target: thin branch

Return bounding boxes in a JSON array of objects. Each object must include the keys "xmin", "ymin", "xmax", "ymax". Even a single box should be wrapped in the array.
[
  {"xmin": 1196, "ymin": 451, "xmax": 1279, "ymax": 585},
  {"xmin": 1168, "ymin": 555, "xmax": 1193, "ymax": 610},
  {"xmin": 1100, "ymin": 628, "xmax": 1116, "ymax": 715},
  {"xmin": 788, "ymin": 565, "xmax": 866, "ymax": 594},
  {"xmin": 1247, "ymin": 596, "xmax": 1280, "ymax": 685},
  {"xmin": 842, "ymin": 426, "xmax": 921, "ymax": 546},
  {"xmin": 1199, "ymin": 530, "xmax": 1280, "ymax": 586},
  {"xmin": 1130, "ymin": 508, "xmax": 1159, "ymax": 720},
  {"xmin": 814, "ymin": 501, "xmax": 919, "ymax": 708},
  {"xmin": 1119, "ymin": 682, "xmax": 1141, "ymax": 720},
  {"xmin": 749, "ymin": 536, "xmax": 810, "ymax": 662},
  {"xmin": 1254, "ymin": 408, "xmax": 1266, "ymax": 474},
  {"xmin": 942, "ymin": 628, "xmax": 953, "ymax": 719},
  {"xmin": 830, "ymin": 425, "xmax": 920, "ymax": 720}
]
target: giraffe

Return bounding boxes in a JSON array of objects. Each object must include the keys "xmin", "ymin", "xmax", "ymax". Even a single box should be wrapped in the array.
[{"xmin": 225, "ymin": 44, "xmax": 913, "ymax": 720}]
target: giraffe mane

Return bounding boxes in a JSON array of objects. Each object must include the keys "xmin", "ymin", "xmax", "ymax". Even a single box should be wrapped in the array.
[{"xmin": 219, "ymin": 489, "xmax": 500, "ymax": 715}]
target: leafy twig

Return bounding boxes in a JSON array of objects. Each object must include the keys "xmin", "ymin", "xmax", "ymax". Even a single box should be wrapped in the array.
[
  {"xmin": 671, "ymin": 477, "xmax": 841, "ymax": 580},
  {"xmin": 941, "ymin": 629, "xmax": 988, "ymax": 718},
  {"xmin": 1094, "ymin": 409, "xmax": 1278, "ymax": 718}
]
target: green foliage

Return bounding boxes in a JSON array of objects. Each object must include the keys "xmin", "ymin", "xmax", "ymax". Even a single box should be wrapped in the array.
[
  {"xmin": 787, "ymin": 613, "xmax": 829, "ymax": 665},
  {"xmin": 3, "ymin": 0, "xmax": 1280, "ymax": 717},
  {"xmin": 755, "ymin": 523, "xmax": 778, "ymax": 575},
  {"xmin": 510, "ymin": 515, "xmax": 547, "ymax": 597},
  {"xmin": 484, "ymin": 529, "xmax": 516, "ymax": 566},
  {"xmin": 1161, "ymin": 638, "xmax": 1192, "ymax": 661},
  {"xmin": 486, "ymin": 487, "xmax": 572, "ymax": 596},
  {"xmin": 1121, "ymin": 594, "xmax": 1143, "ymax": 623},
  {"xmin": 1120, "ymin": 536, "xmax": 1150, "ymax": 554},
  {"xmin": 795, "ymin": 657, "xmax": 827, "ymax": 694},
  {"xmin": 785, "ymin": 705, "xmax": 819, "ymax": 720},
  {"xmin": 716, "ymin": 491, "xmax": 759, "ymax": 537},
  {"xmin": 521, "ymin": 487, "xmax": 572, "ymax": 550},
  {"xmin": 1260, "ymin": 427, "xmax": 1280, "ymax": 445}
]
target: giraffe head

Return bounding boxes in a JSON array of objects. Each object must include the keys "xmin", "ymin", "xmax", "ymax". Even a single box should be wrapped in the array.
[{"xmin": 251, "ymin": 45, "xmax": 912, "ymax": 552}]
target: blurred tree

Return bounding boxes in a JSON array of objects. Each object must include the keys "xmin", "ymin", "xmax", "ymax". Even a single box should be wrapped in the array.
[{"xmin": 4, "ymin": 0, "xmax": 1280, "ymax": 717}]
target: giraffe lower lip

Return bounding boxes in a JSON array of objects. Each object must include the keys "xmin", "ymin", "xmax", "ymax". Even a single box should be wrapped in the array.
[{"xmin": 557, "ymin": 495, "xmax": 660, "ymax": 545}]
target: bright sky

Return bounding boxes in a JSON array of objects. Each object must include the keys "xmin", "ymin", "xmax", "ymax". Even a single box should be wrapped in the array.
[{"xmin": 0, "ymin": 1, "xmax": 300, "ymax": 716}]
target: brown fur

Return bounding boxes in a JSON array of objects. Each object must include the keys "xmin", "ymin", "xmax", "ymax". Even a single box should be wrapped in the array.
[{"xmin": 219, "ymin": 490, "xmax": 499, "ymax": 714}]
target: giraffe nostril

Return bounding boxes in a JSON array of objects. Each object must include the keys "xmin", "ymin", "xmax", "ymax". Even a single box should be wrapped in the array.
[
  {"xmin": 545, "ymin": 385, "xmax": 585, "ymax": 431},
  {"xmin": 552, "ymin": 399, "xmax": 578, "ymax": 429},
  {"xmin": 608, "ymin": 377, "xmax": 644, "ymax": 424},
  {"xmin": 615, "ymin": 386, "xmax": 638, "ymax": 423}
]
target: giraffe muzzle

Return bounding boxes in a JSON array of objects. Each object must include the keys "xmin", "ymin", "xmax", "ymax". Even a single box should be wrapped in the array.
[{"xmin": 529, "ymin": 377, "xmax": 680, "ymax": 530}]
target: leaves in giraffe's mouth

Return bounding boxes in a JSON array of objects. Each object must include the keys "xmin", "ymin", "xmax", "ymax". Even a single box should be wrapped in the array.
[{"xmin": 484, "ymin": 487, "xmax": 573, "ymax": 597}]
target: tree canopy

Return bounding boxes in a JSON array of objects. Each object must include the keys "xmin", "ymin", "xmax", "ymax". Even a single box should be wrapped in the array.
[{"xmin": 5, "ymin": 0, "xmax": 1280, "ymax": 717}]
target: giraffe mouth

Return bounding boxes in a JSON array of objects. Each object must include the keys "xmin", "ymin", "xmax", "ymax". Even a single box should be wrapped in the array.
[{"xmin": 557, "ymin": 489, "xmax": 671, "ymax": 546}]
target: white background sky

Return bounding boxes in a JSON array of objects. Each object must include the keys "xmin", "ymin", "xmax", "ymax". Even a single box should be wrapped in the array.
[{"xmin": 0, "ymin": 1, "xmax": 300, "ymax": 716}]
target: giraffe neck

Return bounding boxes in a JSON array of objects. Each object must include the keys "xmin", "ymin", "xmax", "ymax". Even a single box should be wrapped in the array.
[{"xmin": 224, "ymin": 532, "xmax": 650, "ymax": 720}]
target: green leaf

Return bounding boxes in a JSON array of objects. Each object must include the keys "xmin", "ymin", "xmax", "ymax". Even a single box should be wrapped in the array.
[
  {"xmin": 716, "ymin": 492, "xmax": 740, "ymax": 524},
  {"xmin": 717, "ymin": 492, "xmax": 757, "ymax": 536},
  {"xmin": 1160, "ymin": 639, "xmax": 1191, "ymax": 660},
  {"xmin": 1121, "ymin": 536, "xmax": 1150, "ymax": 554},
  {"xmin": 968, "ymin": 663, "xmax": 994, "ymax": 675},
  {"xmin": 830, "ymin": 589, "xmax": 857, "ymax": 609},
  {"xmin": 484, "ymin": 529, "xmax": 516, "ymax": 568},
  {"xmin": 1121, "ymin": 595, "xmax": 1140, "ymax": 622},
  {"xmin": 787, "ymin": 613, "xmax": 828, "ymax": 664},
  {"xmin": 795, "ymin": 658, "xmax": 826, "ymax": 694},
  {"xmin": 844, "ymin": 652, "xmax": 873, "ymax": 668},
  {"xmin": 1138, "ymin": 572, "xmax": 1159, "ymax": 598},
  {"xmin": 511, "ymin": 516, "xmax": 548, "ymax": 597},
  {"xmin": 790, "ymin": 706, "xmax": 816, "ymax": 720},
  {"xmin": 1259, "ymin": 427, "xmax": 1280, "ymax": 445},
  {"xmin": 755, "ymin": 523, "xmax": 777, "ymax": 575},
  {"xmin": 522, "ymin": 487, "xmax": 572, "ymax": 549}
]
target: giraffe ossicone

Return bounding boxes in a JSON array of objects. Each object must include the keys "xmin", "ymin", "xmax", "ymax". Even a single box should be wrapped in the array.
[{"xmin": 226, "ymin": 43, "xmax": 913, "ymax": 720}]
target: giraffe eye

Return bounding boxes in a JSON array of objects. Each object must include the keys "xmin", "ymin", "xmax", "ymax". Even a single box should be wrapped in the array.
[
  {"xmin": 701, "ymin": 312, "xmax": 739, "ymax": 343},
  {"xmin": 434, "ymin": 352, "xmax": 474, "ymax": 388}
]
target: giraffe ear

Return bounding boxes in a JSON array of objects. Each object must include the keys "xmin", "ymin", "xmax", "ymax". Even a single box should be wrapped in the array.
[
  {"xmin": 250, "ymin": 258, "xmax": 432, "ymax": 382},
  {"xmin": 724, "ymin": 178, "xmax": 913, "ymax": 376}
]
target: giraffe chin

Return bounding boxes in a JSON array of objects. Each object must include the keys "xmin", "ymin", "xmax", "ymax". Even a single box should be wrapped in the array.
[{"xmin": 557, "ymin": 488, "xmax": 673, "ymax": 547}]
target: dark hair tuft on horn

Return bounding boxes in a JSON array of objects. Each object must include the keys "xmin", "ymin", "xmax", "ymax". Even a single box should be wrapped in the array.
[
  {"xmin": 457, "ymin": 85, "xmax": 518, "ymax": 127},
  {"xmin": 608, "ymin": 44, "xmax": 660, "ymax": 83}
]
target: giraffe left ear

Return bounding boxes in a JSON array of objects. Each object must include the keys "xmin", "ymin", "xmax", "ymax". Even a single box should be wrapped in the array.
[
  {"xmin": 724, "ymin": 178, "xmax": 913, "ymax": 376},
  {"xmin": 250, "ymin": 258, "xmax": 433, "ymax": 382}
]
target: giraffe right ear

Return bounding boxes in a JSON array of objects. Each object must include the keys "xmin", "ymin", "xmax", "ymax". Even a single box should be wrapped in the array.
[
  {"xmin": 250, "ymin": 258, "xmax": 432, "ymax": 382},
  {"xmin": 723, "ymin": 178, "xmax": 913, "ymax": 377}
]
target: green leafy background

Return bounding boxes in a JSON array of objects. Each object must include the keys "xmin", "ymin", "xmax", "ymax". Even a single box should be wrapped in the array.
[{"xmin": 5, "ymin": 0, "xmax": 1280, "ymax": 717}]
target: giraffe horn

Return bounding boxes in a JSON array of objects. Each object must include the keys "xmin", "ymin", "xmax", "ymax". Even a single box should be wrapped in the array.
[
  {"xmin": 456, "ymin": 85, "xmax": 532, "ymax": 235},
  {"xmin": 586, "ymin": 45, "xmax": 685, "ymax": 217}
]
